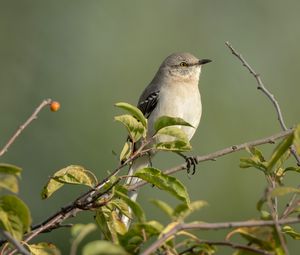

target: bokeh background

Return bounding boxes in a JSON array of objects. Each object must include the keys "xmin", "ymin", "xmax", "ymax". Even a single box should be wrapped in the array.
[{"xmin": 1, "ymin": 0, "xmax": 300, "ymax": 253}]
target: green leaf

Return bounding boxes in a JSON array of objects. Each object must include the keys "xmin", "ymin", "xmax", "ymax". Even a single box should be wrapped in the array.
[
  {"xmin": 0, "ymin": 163, "xmax": 22, "ymax": 175},
  {"xmin": 134, "ymin": 167, "xmax": 190, "ymax": 205},
  {"xmin": 82, "ymin": 240, "xmax": 128, "ymax": 255},
  {"xmin": 119, "ymin": 221, "xmax": 163, "ymax": 254},
  {"xmin": 270, "ymin": 186, "xmax": 300, "ymax": 197},
  {"xmin": 95, "ymin": 208, "xmax": 126, "ymax": 243},
  {"xmin": 70, "ymin": 223, "xmax": 97, "ymax": 255},
  {"xmin": 115, "ymin": 102, "xmax": 147, "ymax": 128},
  {"xmin": 0, "ymin": 164, "xmax": 22, "ymax": 193},
  {"xmin": 284, "ymin": 166, "xmax": 300, "ymax": 173},
  {"xmin": 119, "ymin": 141, "xmax": 133, "ymax": 162},
  {"xmin": 0, "ymin": 210, "xmax": 21, "ymax": 239},
  {"xmin": 186, "ymin": 243, "xmax": 216, "ymax": 255},
  {"xmin": 0, "ymin": 174, "xmax": 19, "ymax": 193},
  {"xmin": 156, "ymin": 126, "xmax": 189, "ymax": 142},
  {"xmin": 28, "ymin": 242, "xmax": 61, "ymax": 255},
  {"xmin": 0, "ymin": 195, "xmax": 32, "ymax": 240},
  {"xmin": 95, "ymin": 208, "xmax": 114, "ymax": 241},
  {"xmin": 267, "ymin": 134, "xmax": 294, "ymax": 171},
  {"xmin": 71, "ymin": 223, "xmax": 97, "ymax": 239},
  {"xmin": 282, "ymin": 225, "xmax": 300, "ymax": 240},
  {"xmin": 110, "ymin": 198, "xmax": 131, "ymax": 219},
  {"xmin": 41, "ymin": 165, "xmax": 98, "ymax": 199},
  {"xmin": 150, "ymin": 199, "xmax": 173, "ymax": 219},
  {"xmin": 154, "ymin": 116, "xmax": 193, "ymax": 133},
  {"xmin": 152, "ymin": 117, "xmax": 193, "ymax": 152},
  {"xmin": 256, "ymin": 197, "xmax": 266, "ymax": 212},
  {"xmin": 260, "ymin": 210, "xmax": 272, "ymax": 220},
  {"xmin": 248, "ymin": 147, "xmax": 265, "ymax": 162},
  {"xmin": 173, "ymin": 200, "xmax": 207, "ymax": 220},
  {"xmin": 293, "ymin": 124, "xmax": 300, "ymax": 155},
  {"xmin": 115, "ymin": 115, "xmax": 146, "ymax": 142},
  {"xmin": 115, "ymin": 190, "xmax": 146, "ymax": 222},
  {"xmin": 239, "ymin": 158, "xmax": 267, "ymax": 172},
  {"xmin": 226, "ymin": 226, "xmax": 274, "ymax": 251},
  {"xmin": 156, "ymin": 140, "xmax": 192, "ymax": 152}
]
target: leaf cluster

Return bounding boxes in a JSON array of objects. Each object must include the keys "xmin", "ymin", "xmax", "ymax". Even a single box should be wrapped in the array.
[{"xmin": 1, "ymin": 103, "xmax": 300, "ymax": 255}]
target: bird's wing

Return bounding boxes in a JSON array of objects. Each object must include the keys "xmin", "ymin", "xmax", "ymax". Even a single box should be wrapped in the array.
[{"xmin": 137, "ymin": 90, "xmax": 159, "ymax": 118}]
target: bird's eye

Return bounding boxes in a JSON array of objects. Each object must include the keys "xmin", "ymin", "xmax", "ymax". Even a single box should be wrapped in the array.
[{"xmin": 179, "ymin": 61, "xmax": 188, "ymax": 67}]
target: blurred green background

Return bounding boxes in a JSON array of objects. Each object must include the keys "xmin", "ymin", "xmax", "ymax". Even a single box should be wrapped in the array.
[{"xmin": 1, "ymin": 0, "xmax": 300, "ymax": 253}]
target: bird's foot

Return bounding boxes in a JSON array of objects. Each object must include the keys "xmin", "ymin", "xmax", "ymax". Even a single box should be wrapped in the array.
[
  {"xmin": 184, "ymin": 156, "xmax": 198, "ymax": 175},
  {"xmin": 176, "ymin": 152, "xmax": 198, "ymax": 175}
]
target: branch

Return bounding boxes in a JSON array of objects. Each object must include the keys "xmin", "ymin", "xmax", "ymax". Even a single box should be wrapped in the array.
[
  {"xmin": 267, "ymin": 182, "xmax": 289, "ymax": 254},
  {"xmin": 141, "ymin": 217, "xmax": 300, "ymax": 255},
  {"xmin": 3, "ymin": 129, "xmax": 292, "ymax": 248},
  {"xmin": 0, "ymin": 229, "xmax": 30, "ymax": 255},
  {"xmin": 179, "ymin": 241, "xmax": 272, "ymax": 255},
  {"xmin": 281, "ymin": 185, "xmax": 300, "ymax": 218},
  {"xmin": 0, "ymin": 99, "xmax": 53, "ymax": 157},
  {"xmin": 225, "ymin": 41, "xmax": 300, "ymax": 165},
  {"xmin": 23, "ymin": 180, "xmax": 119, "ymax": 244},
  {"xmin": 3, "ymin": 140, "xmax": 155, "ymax": 253},
  {"xmin": 225, "ymin": 41, "xmax": 299, "ymax": 254},
  {"xmin": 129, "ymin": 129, "xmax": 293, "ymax": 191}
]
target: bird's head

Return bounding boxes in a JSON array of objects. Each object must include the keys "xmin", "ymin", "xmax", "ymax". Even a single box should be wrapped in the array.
[{"xmin": 160, "ymin": 52, "xmax": 211, "ymax": 82}]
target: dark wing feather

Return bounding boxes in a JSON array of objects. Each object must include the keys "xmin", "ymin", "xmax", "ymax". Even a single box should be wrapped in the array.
[{"xmin": 137, "ymin": 90, "xmax": 159, "ymax": 118}]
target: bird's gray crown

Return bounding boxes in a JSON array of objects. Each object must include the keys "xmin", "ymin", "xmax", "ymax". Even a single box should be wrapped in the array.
[
  {"xmin": 161, "ymin": 52, "xmax": 200, "ymax": 68},
  {"xmin": 157, "ymin": 52, "xmax": 203, "ymax": 82}
]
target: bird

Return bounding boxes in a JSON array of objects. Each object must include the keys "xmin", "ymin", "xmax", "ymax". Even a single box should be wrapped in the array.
[{"xmin": 123, "ymin": 52, "xmax": 211, "ymax": 227}]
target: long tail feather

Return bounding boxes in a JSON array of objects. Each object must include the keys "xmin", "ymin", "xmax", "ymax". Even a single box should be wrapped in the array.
[{"xmin": 122, "ymin": 155, "xmax": 149, "ymax": 228}]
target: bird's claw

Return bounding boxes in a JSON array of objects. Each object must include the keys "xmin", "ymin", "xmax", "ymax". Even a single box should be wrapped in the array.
[{"xmin": 184, "ymin": 156, "xmax": 198, "ymax": 175}]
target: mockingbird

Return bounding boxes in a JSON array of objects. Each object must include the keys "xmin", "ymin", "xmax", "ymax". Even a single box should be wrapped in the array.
[{"xmin": 123, "ymin": 52, "xmax": 211, "ymax": 227}]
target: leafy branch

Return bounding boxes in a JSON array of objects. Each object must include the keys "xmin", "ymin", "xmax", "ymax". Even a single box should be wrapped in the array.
[
  {"xmin": 129, "ymin": 128, "xmax": 293, "ymax": 191},
  {"xmin": 142, "ymin": 217, "xmax": 300, "ymax": 255},
  {"xmin": 225, "ymin": 41, "xmax": 300, "ymax": 255},
  {"xmin": 178, "ymin": 241, "xmax": 272, "ymax": 255},
  {"xmin": 2, "ymin": 128, "xmax": 296, "ymax": 254},
  {"xmin": 6, "ymin": 129, "xmax": 290, "ymax": 244}
]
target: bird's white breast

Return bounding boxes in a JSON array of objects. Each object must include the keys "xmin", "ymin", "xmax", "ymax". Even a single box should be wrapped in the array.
[{"xmin": 148, "ymin": 82, "xmax": 202, "ymax": 141}]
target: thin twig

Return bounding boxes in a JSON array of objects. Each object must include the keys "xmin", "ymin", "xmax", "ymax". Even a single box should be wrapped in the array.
[
  {"xmin": 129, "ymin": 129, "xmax": 293, "ymax": 191},
  {"xmin": 267, "ymin": 180, "xmax": 289, "ymax": 254},
  {"xmin": 179, "ymin": 241, "xmax": 272, "ymax": 255},
  {"xmin": 0, "ymin": 99, "xmax": 52, "ymax": 157},
  {"xmin": 0, "ymin": 229, "xmax": 30, "ymax": 255},
  {"xmin": 141, "ymin": 217, "xmax": 300, "ymax": 255},
  {"xmin": 225, "ymin": 41, "xmax": 300, "ymax": 165},
  {"xmin": 282, "ymin": 186, "xmax": 300, "ymax": 218}
]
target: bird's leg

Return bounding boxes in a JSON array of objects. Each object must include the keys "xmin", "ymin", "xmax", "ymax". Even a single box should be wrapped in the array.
[
  {"xmin": 176, "ymin": 152, "xmax": 198, "ymax": 175},
  {"xmin": 147, "ymin": 152, "xmax": 153, "ymax": 167}
]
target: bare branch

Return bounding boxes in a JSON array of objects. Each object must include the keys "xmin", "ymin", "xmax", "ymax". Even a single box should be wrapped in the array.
[
  {"xmin": 0, "ymin": 99, "xmax": 52, "ymax": 157},
  {"xmin": 225, "ymin": 41, "xmax": 300, "ymax": 253},
  {"xmin": 0, "ymin": 229, "xmax": 30, "ymax": 255},
  {"xmin": 225, "ymin": 41, "xmax": 300, "ymax": 165},
  {"xmin": 141, "ymin": 217, "xmax": 300, "ymax": 255},
  {"xmin": 129, "ymin": 129, "xmax": 293, "ymax": 191}
]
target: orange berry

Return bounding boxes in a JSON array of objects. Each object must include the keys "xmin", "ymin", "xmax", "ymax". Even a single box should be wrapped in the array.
[{"xmin": 50, "ymin": 101, "xmax": 60, "ymax": 112}]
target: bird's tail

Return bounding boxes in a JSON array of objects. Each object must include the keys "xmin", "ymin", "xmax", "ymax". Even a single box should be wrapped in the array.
[{"xmin": 122, "ymin": 155, "xmax": 149, "ymax": 228}]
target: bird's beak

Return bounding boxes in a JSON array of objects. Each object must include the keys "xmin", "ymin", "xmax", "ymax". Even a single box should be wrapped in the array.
[{"xmin": 198, "ymin": 59, "xmax": 212, "ymax": 65}]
